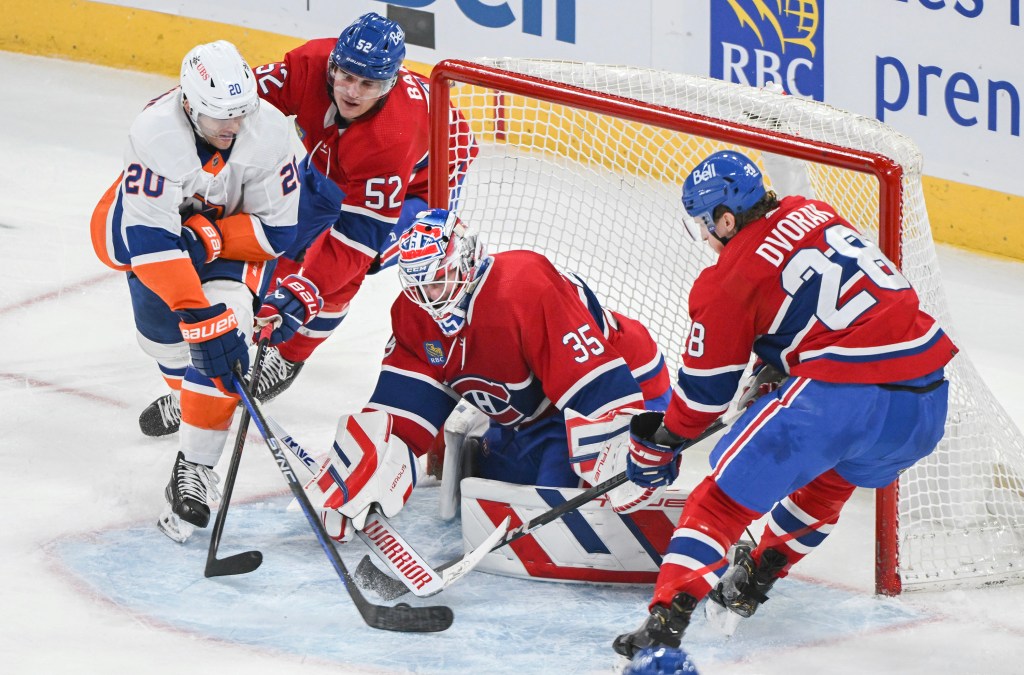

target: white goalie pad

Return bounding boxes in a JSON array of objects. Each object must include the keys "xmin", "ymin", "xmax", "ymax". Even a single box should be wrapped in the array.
[
  {"xmin": 564, "ymin": 407, "xmax": 663, "ymax": 514},
  {"xmin": 439, "ymin": 401, "xmax": 489, "ymax": 520},
  {"xmin": 460, "ymin": 477, "xmax": 689, "ymax": 583}
]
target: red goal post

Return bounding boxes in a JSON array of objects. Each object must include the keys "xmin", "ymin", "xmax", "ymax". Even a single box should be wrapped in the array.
[{"xmin": 427, "ymin": 58, "xmax": 1024, "ymax": 596}]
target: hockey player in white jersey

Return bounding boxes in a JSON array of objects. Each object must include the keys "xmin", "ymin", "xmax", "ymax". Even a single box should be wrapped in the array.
[{"xmin": 90, "ymin": 40, "xmax": 300, "ymax": 541}]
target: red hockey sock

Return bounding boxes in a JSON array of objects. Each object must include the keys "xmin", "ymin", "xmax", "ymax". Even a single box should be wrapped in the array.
[{"xmin": 755, "ymin": 468, "xmax": 856, "ymax": 577}]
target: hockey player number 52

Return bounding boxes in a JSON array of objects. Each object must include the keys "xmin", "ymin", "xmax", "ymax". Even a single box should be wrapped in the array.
[
  {"xmin": 563, "ymin": 324, "xmax": 605, "ymax": 363},
  {"xmin": 782, "ymin": 224, "xmax": 910, "ymax": 331}
]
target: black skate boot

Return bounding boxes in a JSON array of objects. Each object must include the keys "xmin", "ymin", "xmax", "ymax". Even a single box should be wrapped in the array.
[
  {"xmin": 253, "ymin": 345, "xmax": 304, "ymax": 402},
  {"xmin": 613, "ymin": 593, "xmax": 698, "ymax": 660},
  {"xmin": 163, "ymin": 451, "xmax": 219, "ymax": 528},
  {"xmin": 707, "ymin": 545, "xmax": 788, "ymax": 618},
  {"xmin": 139, "ymin": 393, "xmax": 181, "ymax": 437}
]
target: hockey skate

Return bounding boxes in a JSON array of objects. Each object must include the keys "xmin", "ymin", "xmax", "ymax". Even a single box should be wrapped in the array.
[
  {"xmin": 252, "ymin": 345, "xmax": 304, "ymax": 402},
  {"xmin": 159, "ymin": 451, "xmax": 221, "ymax": 537},
  {"xmin": 705, "ymin": 544, "xmax": 788, "ymax": 636},
  {"xmin": 139, "ymin": 392, "xmax": 181, "ymax": 437},
  {"xmin": 613, "ymin": 593, "xmax": 698, "ymax": 660}
]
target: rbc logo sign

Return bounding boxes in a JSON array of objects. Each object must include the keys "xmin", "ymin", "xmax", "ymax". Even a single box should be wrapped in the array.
[
  {"xmin": 381, "ymin": 0, "xmax": 576, "ymax": 44},
  {"xmin": 711, "ymin": 0, "xmax": 824, "ymax": 100}
]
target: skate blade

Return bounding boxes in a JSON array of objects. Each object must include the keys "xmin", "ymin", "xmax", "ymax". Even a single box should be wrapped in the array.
[
  {"xmin": 157, "ymin": 505, "xmax": 195, "ymax": 544},
  {"xmin": 704, "ymin": 598, "xmax": 744, "ymax": 637}
]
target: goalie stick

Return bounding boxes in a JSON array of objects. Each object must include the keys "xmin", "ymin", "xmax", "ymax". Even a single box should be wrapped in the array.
[
  {"xmin": 360, "ymin": 366, "xmax": 784, "ymax": 599},
  {"xmin": 204, "ymin": 326, "xmax": 272, "ymax": 578},
  {"xmin": 264, "ymin": 415, "xmax": 511, "ymax": 599},
  {"xmin": 231, "ymin": 370, "xmax": 454, "ymax": 633}
]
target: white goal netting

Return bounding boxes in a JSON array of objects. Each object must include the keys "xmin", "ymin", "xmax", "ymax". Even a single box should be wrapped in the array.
[{"xmin": 434, "ymin": 58, "xmax": 1024, "ymax": 593}]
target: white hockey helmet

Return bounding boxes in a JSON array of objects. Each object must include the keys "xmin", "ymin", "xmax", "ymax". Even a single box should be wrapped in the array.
[
  {"xmin": 180, "ymin": 41, "xmax": 259, "ymax": 127},
  {"xmin": 398, "ymin": 209, "xmax": 486, "ymax": 335}
]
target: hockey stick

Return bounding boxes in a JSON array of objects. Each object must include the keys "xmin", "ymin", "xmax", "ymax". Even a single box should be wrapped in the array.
[
  {"xmin": 359, "ymin": 414, "xmax": 734, "ymax": 600},
  {"xmin": 231, "ymin": 370, "xmax": 454, "ymax": 633},
  {"xmin": 204, "ymin": 326, "xmax": 273, "ymax": 577},
  {"xmin": 264, "ymin": 415, "xmax": 511, "ymax": 599}
]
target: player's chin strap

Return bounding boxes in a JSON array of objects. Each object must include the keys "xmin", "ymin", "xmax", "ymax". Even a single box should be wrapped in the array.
[{"xmin": 264, "ymin": 415, "xmax": 511, "ymax": 599}]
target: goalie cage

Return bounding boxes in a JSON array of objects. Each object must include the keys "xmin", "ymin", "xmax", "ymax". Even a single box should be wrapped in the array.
[{"xmin": 427, "ymin": 58, "xmax": 1024, "ymax": 596}]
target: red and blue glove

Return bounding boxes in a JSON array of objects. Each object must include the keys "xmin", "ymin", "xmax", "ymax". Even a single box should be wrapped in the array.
[
  {"xmin": 626, "ymin": 411, "xmax": 689, "ymax": 488},
  {"xmin": 176, "ymin": 303, "xmax": 249, "ymax": 394},
  {"xmin": 255, "ymin": 274, "xmax": 323, "ymax": 345}
]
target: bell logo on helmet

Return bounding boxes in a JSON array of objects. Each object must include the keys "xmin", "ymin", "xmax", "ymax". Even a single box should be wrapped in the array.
[{"xmin": 692, "ymin": 162, "xmax": 718, "ymax": 184}]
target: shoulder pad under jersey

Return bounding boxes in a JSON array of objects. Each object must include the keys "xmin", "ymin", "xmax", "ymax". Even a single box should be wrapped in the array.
[
  {"xmin": 229, "ymin": 100, "xmax": 297, "ymax": 171},
  {"xmin": 126, "ymin": 91, "xmax": 201, "ymax": 182}
]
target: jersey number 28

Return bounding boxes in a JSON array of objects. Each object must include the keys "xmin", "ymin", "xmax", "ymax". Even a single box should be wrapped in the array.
[{"xmin": 782, "ymin": 224, "xmax": 910, "ymax": 331}]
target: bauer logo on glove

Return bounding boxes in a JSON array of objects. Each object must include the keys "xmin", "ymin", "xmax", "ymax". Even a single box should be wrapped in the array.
[{"xmin": 179, "ymin": 311, "xmax": 238, "ymax": 342}]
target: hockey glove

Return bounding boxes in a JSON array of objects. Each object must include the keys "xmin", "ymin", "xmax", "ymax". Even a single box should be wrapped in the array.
[
  {"xmin": 627, "ymin": 411, "xmax": 688, "ymax": 488},
  {"xmin": 176, "ymin": 304, "xmax": 249, "ymax": 394},
  {"xmin": 255, "ymin": 274, "xmax": 323, "ymax": 345},
  {"xmin": 181, "ymin": 213, "xmax": 223, "ymax": 264},
  {"xmin": 736, "ymin": 362, "xmax": 787, "ymax": 410},
  {"xmin": 304, "ymin": 411, "xmax": 415, "ymax": 530}
]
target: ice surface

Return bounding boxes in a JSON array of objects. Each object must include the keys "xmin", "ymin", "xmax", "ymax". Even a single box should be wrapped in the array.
[{"xmin": 1, "ymin": 52, "xmax": 1022, "ymax": 674}]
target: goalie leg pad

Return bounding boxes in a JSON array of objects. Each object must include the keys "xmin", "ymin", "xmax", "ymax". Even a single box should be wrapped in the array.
[
  {"xmin": 460, "ymin": 477, "xmax": 690, "ymax": 583},
  {"xmin": 304, "ymin": 411, "xmax": 416, "ymax": 529}
]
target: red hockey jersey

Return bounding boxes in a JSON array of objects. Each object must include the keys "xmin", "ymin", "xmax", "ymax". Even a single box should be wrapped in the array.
[
  {"xmin": 254, "ymin": 39, "xmax": 476, "ymax": 294},
  {"xmin": 665, "ymin": 195, "xmax": 958, "ymax": 439},
  {"xmin": 366, "ymin": 250, "xmax": 670, "ymax": 455}
]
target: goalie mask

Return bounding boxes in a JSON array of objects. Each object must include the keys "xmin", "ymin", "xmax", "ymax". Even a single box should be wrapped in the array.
[
  {"xmin": 681, "ymin": 150, "xmax": 766, "ymax": 243},
  {"xmin": 398, "ymin": 209, "xmax": 487, "ymax": 337},
  {"xmin": 180, "ymin": 41, "xmax": 259, "ymax": 148}
]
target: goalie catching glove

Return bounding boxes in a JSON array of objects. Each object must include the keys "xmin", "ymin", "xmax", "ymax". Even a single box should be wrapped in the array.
[
  {"xmin": 565, "ymin": 407, "xmax": 668, "ymax": 513},
  {"xmin": 304, "ymin": 411, "xmax": 416, "ymax": 531},
  {"xmin": 736, "ymin": 362, "xmax": 787, "ymax": 410}
]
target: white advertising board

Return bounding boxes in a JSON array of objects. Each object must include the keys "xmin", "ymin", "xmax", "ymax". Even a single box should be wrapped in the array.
[{"xmin": 97, "ymin": 0, "xmax": 1024, "ymax": 196}]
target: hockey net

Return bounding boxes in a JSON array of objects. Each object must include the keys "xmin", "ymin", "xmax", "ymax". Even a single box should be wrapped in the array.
[{"xmin": 427, "ymin": 58, "xmax": 1024, "ymax": 595}]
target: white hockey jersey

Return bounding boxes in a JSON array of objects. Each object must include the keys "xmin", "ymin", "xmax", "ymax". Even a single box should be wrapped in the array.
[{"xmin": 91, "ymin": 87, "xmax": 298, "ymax": 310}]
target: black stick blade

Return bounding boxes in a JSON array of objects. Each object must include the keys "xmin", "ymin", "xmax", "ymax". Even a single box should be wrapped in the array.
[
  {"xmin": 363, "ymin": 603, "xmax": 454, "ymax": 633},
  {"xmin": 204, "ymin": 550, "xmax": 264, "ymax": 577}
]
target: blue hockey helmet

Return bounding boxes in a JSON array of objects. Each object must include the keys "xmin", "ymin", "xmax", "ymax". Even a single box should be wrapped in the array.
[
  {"xmin": 681, "ymin": 150, "xmax": 766, "ymax": 238},
  {"xmin": 330, "ymin": 12, "xmax": 406, "ymax": 83},
  {"xmin": 623, "ymin": 647, "xmax": 700, "ymax": 675}
]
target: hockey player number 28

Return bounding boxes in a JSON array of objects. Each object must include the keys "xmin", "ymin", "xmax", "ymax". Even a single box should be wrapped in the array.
[{"xmin": 782, "ymin": 224, "xmax": 910, "ymax": 331}]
